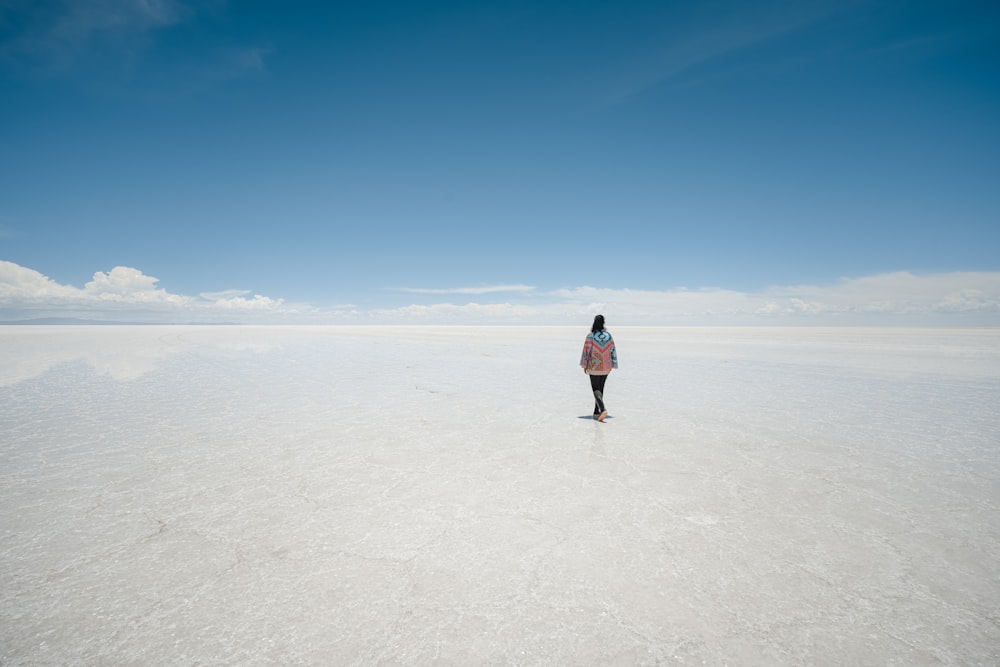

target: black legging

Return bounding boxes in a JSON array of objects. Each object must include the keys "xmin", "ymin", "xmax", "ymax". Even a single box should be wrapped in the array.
[{"xmin": 589, "ymin": 373, "xmax": 608, "ymax": 415}]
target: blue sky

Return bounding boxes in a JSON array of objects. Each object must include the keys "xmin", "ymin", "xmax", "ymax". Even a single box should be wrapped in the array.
[{"xmin": 1, "ymin": 0, "xmax": 998, "ymax": 324}]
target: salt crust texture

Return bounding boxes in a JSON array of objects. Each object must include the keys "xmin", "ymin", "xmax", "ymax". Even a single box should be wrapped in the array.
[{"xmin": 2, "ymin": 326, "xmax": 999, "ymax": 665}]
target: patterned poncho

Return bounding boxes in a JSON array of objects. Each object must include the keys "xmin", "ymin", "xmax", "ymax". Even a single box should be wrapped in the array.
[{"xmin": 580, "ymin": 329, "xmax": 618, "ymax": 374}]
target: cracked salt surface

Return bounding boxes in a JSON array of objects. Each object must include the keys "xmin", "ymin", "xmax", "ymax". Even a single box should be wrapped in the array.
[{"xmin": 2, "ymin": 325, "xmax": 999, "ymax": 665}]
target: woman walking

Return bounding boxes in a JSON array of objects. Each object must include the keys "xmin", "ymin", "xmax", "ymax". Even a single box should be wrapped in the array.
[{"xmin": 580, "ymin": 314, "xmax": 618, "ymax": 421}]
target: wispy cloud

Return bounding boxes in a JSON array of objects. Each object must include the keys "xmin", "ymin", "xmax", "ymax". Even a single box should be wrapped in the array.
[
  {"xmin": 1, "ymin": 1, "xmax": 269, "ymax": 83},
  {"xmin": 53, "ymin": 0, "xmax": 185, "ymax": 36},
  {"xmin": 225, "ymin": 45, "xmax": 270, "ymax": 74},
  {"xmin": 1, "ymin": 0, "xmax": 186, "ymax": 73},
  {"xmin": 394, "ymin": 284, "xmax": 536, "ymax": 295},
  {"xmin": 0, "ymin": 219, "xmax": 18, "ymax": 240},
  {"xmin": 601, "ymin": 1, "xmax": 843, "ymax": 105},
  {"xmin": 2, "ymin": 260, "xmax": 998, "ymax": 325}
]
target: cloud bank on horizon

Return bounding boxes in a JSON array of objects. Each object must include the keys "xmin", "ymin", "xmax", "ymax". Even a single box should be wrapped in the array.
[{"xmin": 2, "ymin": 260, "xmax": 998, "ymax": 326}]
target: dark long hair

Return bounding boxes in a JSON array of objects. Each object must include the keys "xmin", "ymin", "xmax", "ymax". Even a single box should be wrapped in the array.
[{"xmin": 591, "ymin": 314, "xmax": 605, "ymax": 332}]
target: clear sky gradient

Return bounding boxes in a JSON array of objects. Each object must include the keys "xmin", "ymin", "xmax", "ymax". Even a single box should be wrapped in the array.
[{"xmin": 1, "ymin": 0, "xmax": 998, "ymax": 324}]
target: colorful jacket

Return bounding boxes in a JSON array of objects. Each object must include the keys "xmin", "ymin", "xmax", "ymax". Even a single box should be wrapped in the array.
[{"xmin": 580, "ymin": 329, "xmax": 618, "ymax": 374}]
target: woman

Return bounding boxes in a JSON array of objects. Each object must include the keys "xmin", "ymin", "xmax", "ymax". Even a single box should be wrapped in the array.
[{"xmin": 580, "ymin": 314, "xmax": 618, "ymax": 421}]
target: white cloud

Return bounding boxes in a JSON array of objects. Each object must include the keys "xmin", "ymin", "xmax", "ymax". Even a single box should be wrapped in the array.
[
  {"xmin": 199, "ymin": 289, "xmax": 251, "ymax": 301},
  {"xmin": 2, "ymin": 260, "xmax": 999, "ymax": 325},
  {"xmin": 545, "ymin": 273, "xmax": 1000, "ymax": 324},
  {"xmin": 0, "ymin": 260, "xmax": 311, "ymax": 323},
  {"xmin": 369, "ymin": 301, "xmax": 542, "ymax": 323},
  {"xmin": 209, "ymin": 293, "xmax": 287, "ymax": 312},
  {"xmin": 764, "ymin": 272, "xmax": 1000, "ymax": 318},
  {"xmin": 0, "ymin": 261, "xmax": 81, "ymax": 301},
  {"xmin": 84, "ymin": 266, "xmax": 189, "ymax": 304}
]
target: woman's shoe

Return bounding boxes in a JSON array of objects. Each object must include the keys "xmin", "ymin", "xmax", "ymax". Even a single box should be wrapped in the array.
[{"xmin": 597, "ymin": 410, "xmax": 608, "ymax": 422}]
